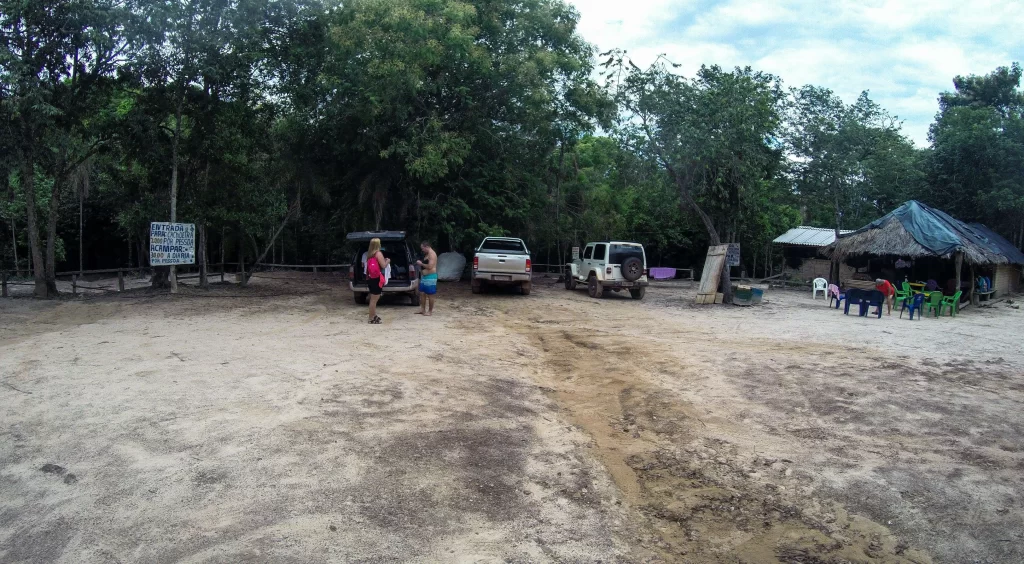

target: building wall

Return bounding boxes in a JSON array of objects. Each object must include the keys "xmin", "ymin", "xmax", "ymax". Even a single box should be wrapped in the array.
[
  {"xmin": 993, "ymin": 264, "xmax": 1021, "ymax": 296},
  {"xmin": 785, "ymin": 257, "xmax": 856, "ymax": 283}
]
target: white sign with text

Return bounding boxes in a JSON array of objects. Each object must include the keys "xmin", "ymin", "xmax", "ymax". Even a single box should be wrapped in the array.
[{"xmin": 150, "ymin": 222, "xmax": 196, "ymax": 266}]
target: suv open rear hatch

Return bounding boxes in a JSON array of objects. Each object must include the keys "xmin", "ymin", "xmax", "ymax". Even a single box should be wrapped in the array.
[{"xmin": 346, "ymin": 231, "xmax": 407, "ymax": 242}]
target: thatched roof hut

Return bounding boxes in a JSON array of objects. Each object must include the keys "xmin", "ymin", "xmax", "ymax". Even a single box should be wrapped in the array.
[{"xmin": 829, "ymin": 200, "xmax": 1024, "ymax": 266}]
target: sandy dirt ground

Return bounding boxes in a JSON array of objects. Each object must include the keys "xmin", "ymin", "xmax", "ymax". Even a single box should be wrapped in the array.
[{"xmin": 1, "ymin": 271, "xmax": 1022, "ymax": 563}]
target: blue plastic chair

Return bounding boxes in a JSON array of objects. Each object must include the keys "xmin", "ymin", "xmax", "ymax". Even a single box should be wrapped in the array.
[
  {"xmin": 863, "ymin": 290, "xmax": 885, "ymax": 318},
  {"xmin": 828, "ymin": 284, "xmax": 845, "ymax": 309},
  {"xmin": 843, "ymin": 289, "xmax": 863, "ymax": 315},
  {"xmin": 900, "ymin": 293, "xmax": 925, "ymax": 320}
]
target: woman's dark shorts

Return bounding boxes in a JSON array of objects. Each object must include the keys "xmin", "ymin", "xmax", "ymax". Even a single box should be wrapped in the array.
[{"xmin": 367, "ymin": 276, "xmax": 383, "ymax": 295}]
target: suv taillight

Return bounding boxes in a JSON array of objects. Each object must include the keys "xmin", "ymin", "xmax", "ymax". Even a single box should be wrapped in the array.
[
  {"xmin": 606, "ymin": 267, "xmax": 612, "ymax": 275},
  {"xmin": 644, "ymin": 268, "xmax": 649, "ymax": 277},
  {"xmin": 348, "ymin": 266, "xmax": 354, "ymax": 280},
  {"xmin": 473, "ymin": 256, "xmax": 479, "ymax": 270},
  {"xmin": 525, "ymin": 259, "xmax": 531, "ymax": 273}
]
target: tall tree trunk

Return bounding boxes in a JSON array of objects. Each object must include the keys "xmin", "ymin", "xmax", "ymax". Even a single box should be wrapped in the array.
[
  {"xmin": 20, "ymin": 149, "xmax": 47, "ymax": 298},
  {"xmin": 663, "ymin": 161, "xmax": 732, "ymax": 303},
  {"xmin": 251, "ymin": 203, "xmax": 298, "ymax": 269},
  {"xmin": 167, "ymin": 94, "xmax": 184, "ymax": 293},
  {"xmin": 138, "ymin": 235, "xmax": 146, "ymax": 271},
  {"xmin": 44, "ymin": 176, "xmax": 62, "ymax": 297},
  {"xmin": 666, "ymin": 166, "xmax": 720, "ymax": 245},
  {"xmin": 554, "ymin": 143, "xmax": 565, "ymax": 266},
  {"xmin": 79, "ymin": 185, "xmax": 84, "ymax": 277},
  {"xmin": 238, "ymin": 228, "xmax": 246, "ymax": 287},
  {"xmin": 1018, "ymin": 215, "xmax": 1023, "ymax": 250},
  {"xmin": 10, "ymin": 217, "xmax": 18, "ymax": 276},
  {"xmin": 199, "ymin": 223, "xmax": 208, "ymax": 288},
  {"xmin": 831, "ymin": 185, "xmax": 843, "ymax": 283}
]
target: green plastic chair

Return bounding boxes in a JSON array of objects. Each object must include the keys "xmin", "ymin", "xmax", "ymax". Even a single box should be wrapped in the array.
[
  {"xmin": 925, "ymin": 291, "xmax": 943, "ymax": 317},
  {"xmin": 894, "ymin": 281, "xmax": 912, "ymax": 309},
  {"xmin": 941, "ymin": 290, "xmax": 963, "ymax": 316}
]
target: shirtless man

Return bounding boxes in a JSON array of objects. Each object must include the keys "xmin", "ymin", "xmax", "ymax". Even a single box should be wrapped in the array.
[{"xmin": 416, "ymin": 241, "xmax": 438, "ymax": 315}]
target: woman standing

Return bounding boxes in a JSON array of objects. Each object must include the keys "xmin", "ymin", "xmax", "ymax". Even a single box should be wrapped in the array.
[{"xmin": 366, "ymin": 238, "xmax": 389, "ymax": 324}]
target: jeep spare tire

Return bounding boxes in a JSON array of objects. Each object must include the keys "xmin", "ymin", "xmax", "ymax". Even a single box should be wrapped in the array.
[{"xmin": 621, "ymin": 257, "xmax": 643, "ymax": 281}]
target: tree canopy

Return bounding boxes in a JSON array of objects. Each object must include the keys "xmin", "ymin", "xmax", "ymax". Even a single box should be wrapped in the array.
[{"xmin": 1, "ymin": 0, "xmax": 1020, "ymax": 297}]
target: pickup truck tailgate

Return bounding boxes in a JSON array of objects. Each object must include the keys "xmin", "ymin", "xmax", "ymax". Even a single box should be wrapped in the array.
[{"xmin": 477, "ymin": 253, "xmax": 528, "ymax": 274}]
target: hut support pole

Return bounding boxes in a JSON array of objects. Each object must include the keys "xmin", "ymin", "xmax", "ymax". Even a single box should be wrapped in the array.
[
  {"xmin": 955, "ymin": 252, "xmax": 963, "ymax": 312},
  {"xmin": 970, "ymin": 265, "xmax": 977, "ymax": 306}
]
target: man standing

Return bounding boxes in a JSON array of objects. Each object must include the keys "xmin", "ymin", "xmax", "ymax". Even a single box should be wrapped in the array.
[{"xmin": 416, "ymin": 241, "xmax": 438, "ymax": 315}]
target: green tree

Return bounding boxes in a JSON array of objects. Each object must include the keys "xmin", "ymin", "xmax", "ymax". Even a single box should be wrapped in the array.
[
  {"xmin": 605, "ymin": 52, "xmax": 789, "ymax": 301},
  {"xmin": 1, "ymin": 0, "xmax": 130, "ymax": 296},
  {"xmin": 787, "ymin": 87, "xmax": 920, "ymax": 235},
  {"xmin": 552, "ymin": 135, "xmax": 694, "ymax": 267},
  {"xmin": 928, "ymin": 63, "xmax": 1024, "ymax": 247},
  {"xmin": 319, "ymin": 0, "xmax": 609, "ymax": 249}
]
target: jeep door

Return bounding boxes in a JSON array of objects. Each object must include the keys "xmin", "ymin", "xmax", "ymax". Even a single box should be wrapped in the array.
[
  {"xmin": 592, "ymin": 244, "xmax": 607, "ymax": 280},
  {"xmin": 581, "ymin": 244, "xmax": 595, "ymax": 279}
]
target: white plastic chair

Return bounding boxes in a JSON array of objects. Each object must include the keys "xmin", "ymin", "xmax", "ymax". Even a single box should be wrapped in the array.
[{"xmin": 812, "ymin": 277, "xmax": 828, "ymax": 300}]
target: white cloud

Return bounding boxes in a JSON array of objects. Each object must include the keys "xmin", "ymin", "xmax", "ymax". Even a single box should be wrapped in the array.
[{"xmin": 566, "ymin": 0, "xmax": 1024, "ymax": 146}]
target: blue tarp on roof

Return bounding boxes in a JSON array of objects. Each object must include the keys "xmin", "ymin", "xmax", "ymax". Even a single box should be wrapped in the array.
[
  {"xmin": 969, "ymin": 223, "xmax": 1024, "ymax": 264},
  {"xmin": 843, "ymin": 200, "xmax": 1024, "ymax": 264}
]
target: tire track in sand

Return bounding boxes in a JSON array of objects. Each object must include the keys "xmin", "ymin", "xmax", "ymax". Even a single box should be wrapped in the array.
[{"xmin": 496, "ymin": 294, "xmax": 930, "ymax": 563}]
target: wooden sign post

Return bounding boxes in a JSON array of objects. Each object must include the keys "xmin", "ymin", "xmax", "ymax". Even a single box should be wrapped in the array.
[{"xmin": 696, "ymin": 244, "xmax": 728, "ymax": 305}]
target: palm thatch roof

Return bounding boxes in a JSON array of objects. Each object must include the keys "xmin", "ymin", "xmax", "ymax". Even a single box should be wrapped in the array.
[{"xmin": 828, "ymin": 200, "xmax": 1024, "ymax": 266}]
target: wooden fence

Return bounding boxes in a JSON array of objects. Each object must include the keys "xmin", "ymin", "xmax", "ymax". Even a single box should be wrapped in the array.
[
  {"xmin": 0, "ymin": 262, "xmax": 359, "ymax": 297},
  {"xmin": 3, "ymin": 261, "xmax": 696, "ymax": 297}
]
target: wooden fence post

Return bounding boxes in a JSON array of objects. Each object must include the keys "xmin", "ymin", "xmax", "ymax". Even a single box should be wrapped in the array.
[
  {"xmin": 118, "ymin": 270, "xmax": 125, "ymax": 292},
  {"xmin": 72, "ymin": 275, "xmax": 78, "ymax": 296},
  {"xmin": 313, "ymin": 266, "xmax": 318, "ymax": 280},
  {"xmin": 221, "ymin": 263, "xmax": 225, "ymax": 283},
  {"xmin": 2, "ymin": 271, "xmax": 8, "ymax": 297}
]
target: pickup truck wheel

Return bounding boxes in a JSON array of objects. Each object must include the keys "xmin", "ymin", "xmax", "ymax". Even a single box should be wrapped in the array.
[
  {"xmin": 564, "ymin": 274, "xmax": 577, "ymax": 290},
  {"xmin": 588, "ymin": 276, "xmax": 603, "ymax": 299},
  {"xmin": 621, "ymin": 257, "xmax": 644, "ymax": 282},
  {"xmin": 630, "ymin": 287, "xmax": 646, "ymax": 300},
  {"xmin": 471, "ymin": 280, "xmax": 482, "ymax": 294},
  {"xmin": 521, "ymin": 282, "xmax": 531, "ymax": 295},
  {"xmin": 410, "ymin": 291, "xmax": 420, "ymax": 307},
  {"xmin": 354, "ymin": 292, "xmax": 367, "ymax": 305}
]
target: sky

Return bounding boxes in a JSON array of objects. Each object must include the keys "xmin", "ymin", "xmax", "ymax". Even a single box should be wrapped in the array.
[{"xmin": 564, "ymin": 0, "xmax": 1024, "ymax": 146}]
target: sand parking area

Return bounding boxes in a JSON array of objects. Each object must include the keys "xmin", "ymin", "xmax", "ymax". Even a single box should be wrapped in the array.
[{"xmin": 2, "ymin": 273, "xmax": 1022, "ymax": 562}]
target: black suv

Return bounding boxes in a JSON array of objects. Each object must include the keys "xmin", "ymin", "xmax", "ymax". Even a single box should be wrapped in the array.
[{"xmin": 347, "ymin": 231, "xmax": 420, "ymax": 306}]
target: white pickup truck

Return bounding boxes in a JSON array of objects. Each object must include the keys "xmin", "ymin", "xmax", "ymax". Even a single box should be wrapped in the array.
[
  {"xmin": 471, "ymin": 237, "xmax": 532, "ymax": 295},
  {"xmin": 564, "ymin": 241, "xmax": 648, "ymax": 299}
]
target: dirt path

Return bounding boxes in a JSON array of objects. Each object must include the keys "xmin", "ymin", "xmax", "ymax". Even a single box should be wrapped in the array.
[
  {"xmin": 491, "ymin": 278, "xmax": 1023, "ymax": 563},
  {"xmin": 2, "ymin": 272, "xmax": 1023, "ymax": 562}
]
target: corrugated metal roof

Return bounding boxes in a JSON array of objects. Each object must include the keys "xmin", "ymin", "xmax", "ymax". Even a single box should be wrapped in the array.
[{"xmin": 773, "ymin": 226, "xmax": 852, "ymax": 247}]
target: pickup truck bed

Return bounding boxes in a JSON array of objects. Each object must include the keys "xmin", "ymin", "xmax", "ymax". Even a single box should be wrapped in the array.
[{"xmin": 472, "ymin": 237, "xmax": 532, "ymax": 295}]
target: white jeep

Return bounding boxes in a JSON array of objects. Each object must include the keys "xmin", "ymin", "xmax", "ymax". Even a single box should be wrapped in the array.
[{"xmin": 564, "ymin": 241, "xmax": 649, "ymax": 299}]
